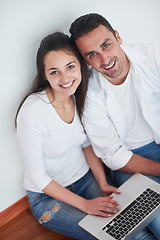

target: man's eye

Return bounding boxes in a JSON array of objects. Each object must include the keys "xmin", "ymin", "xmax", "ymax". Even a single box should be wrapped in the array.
[
  {"xmin": 90, "ymin": 53, "xmax": 97, "ymax": 58},
  {"xmin": 104, "ymin": 44, "xmax": 109, "ymax": 49}
]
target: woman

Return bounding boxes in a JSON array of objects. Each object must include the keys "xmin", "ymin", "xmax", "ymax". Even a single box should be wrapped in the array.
[{"xmin": 15, "ymin": 32, "xmax": 120, "ymax": 240}]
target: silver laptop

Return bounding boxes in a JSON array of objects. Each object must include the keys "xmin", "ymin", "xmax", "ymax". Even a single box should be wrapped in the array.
[{"xmin": 79, "ymin": 173, "xmax": 160, "ymax": 240}]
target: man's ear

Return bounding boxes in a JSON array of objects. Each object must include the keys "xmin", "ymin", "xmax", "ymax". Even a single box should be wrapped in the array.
[{"xmin": 115, "ymin": 30, "xmax": 122, "ymax": 45}]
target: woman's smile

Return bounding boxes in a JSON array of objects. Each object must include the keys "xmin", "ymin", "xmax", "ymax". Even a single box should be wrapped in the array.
[{"xmin": 60, "ymin": 80, "xmax": 75, "ymax": 88}]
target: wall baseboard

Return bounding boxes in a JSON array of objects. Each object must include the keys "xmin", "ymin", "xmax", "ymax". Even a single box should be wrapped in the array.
[{"xmin": 0, "ymin": 195, "xmax": 29, "ymax": 227}]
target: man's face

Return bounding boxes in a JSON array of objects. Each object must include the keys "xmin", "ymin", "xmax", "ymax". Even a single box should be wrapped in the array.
[{"xmin": 75, "ymin": 24, "xmax": 129, "ymax": 85}]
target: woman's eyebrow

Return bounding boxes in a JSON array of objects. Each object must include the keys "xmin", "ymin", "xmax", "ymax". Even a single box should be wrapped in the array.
[
  {"xmin": 48, "ymin": 67, "xmax": 57, "ymax": 71},
  {"xmin": 66, "ymin": 61, "xmax": 76, "ymax": 66},
  {"xmin": 48, "ymin": 61, "xmax": 76, "ymax": 71}
]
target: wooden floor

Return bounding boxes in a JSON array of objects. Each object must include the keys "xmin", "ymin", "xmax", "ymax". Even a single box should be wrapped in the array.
[{"xmin": 0, "ymin": 208, "xmax": 75, "ymax": 240}]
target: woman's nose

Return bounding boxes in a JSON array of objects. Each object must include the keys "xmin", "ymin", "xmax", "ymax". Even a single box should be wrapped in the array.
[{"xmin": 60, "ymin": 72, "xmax": 70, "ymax": 82}]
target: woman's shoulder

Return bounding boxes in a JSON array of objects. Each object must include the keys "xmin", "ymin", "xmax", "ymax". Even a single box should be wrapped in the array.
[
  {"xmin": 17, "ymin": 91, "xmax": 48, "ymax": 122},
  {"xmin": 22, "ymin": 91, "xmax": 47, "ymax": 109}
]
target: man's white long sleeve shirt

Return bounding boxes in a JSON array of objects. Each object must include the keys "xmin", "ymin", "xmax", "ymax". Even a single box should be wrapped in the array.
[{"xmin": 83, "ymin": 44, "xmax": 160, "ymax": 170}]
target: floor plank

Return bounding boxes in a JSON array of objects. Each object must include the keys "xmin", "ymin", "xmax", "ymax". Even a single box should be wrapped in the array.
[{"xmin": 0, "ymin": 208, "xmax": 75, "ymax": 240}]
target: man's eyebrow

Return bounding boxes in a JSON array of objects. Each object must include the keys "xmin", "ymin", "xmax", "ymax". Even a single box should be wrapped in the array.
[
  {"xmin": 85, "ymin": 51, "xmax": 95, "ymax": 57},
  {"xmin": 100, "ymin": 38, "xmax": 110, "ymax": 48}
]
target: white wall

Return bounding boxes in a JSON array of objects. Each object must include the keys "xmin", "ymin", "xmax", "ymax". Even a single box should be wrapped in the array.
[{"xmin": 1, "ymin": 0, "xmax": 160, "ymax": 212}]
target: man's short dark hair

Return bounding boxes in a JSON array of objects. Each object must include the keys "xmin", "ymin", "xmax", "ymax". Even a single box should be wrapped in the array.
[{"xmin": 69, "ymin": 13, "xmax": 116, "ymax": 41}]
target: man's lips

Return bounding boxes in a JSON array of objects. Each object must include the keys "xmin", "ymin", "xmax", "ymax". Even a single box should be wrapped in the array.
[{"xmin": 103, "ymin": 60, "xmax": 116, "ymax": 70}]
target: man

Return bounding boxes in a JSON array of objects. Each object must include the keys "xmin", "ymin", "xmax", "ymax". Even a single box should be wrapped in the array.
[{"xmin": 69, "ymin": 13, "xmax": 160, "ymax": 239}]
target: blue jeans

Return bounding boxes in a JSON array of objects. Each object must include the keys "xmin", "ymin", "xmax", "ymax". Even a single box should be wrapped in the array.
[
  {"xmin": 27, "ymin": 170, "xmax": 104, "ymax": 240},
  {"xmin": 113, "ymin": 141, "xmax": 160, "ymax": 240}
]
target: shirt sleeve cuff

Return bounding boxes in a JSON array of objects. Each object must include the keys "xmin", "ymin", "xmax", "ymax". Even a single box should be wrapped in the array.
[
  {"xmin": 24, "ymin": 171, "xmax": 53, "ymax": 192},
  {"xmin": 102, "ymin": 147, "xmax": 133, "ymax": 170},
  {"xmin": 81, "ymin": 136, "xmax": 90, "ymax": 148}
]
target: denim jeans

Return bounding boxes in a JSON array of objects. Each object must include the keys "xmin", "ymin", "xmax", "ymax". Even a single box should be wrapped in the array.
[
  {"xmin": 113, "ymin": 141, "xmax": 160, "ymax": 240},
  {"xmin": 27, "ymin": 170, "xmax": 104, "ymax": 240}
]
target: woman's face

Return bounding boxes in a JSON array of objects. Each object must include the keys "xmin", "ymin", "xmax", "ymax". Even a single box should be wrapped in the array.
[{"xmin": 44, "ymin": 49, "xmax": 82, "ymax": 98}]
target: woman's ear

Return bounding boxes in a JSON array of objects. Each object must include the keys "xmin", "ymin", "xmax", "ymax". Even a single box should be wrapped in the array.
[
  {"xmin": 44, "ymin": 75, "xmax": 48, "ymax": 81},
  {"xmin": 115, "ymin": 30, "xmax": 122, "ymax": 45}
]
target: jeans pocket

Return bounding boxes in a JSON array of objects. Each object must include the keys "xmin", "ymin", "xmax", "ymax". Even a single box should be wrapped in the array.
[{"xmin": 27, "ymin": 191, "xmax": 44, "ymax": 210}]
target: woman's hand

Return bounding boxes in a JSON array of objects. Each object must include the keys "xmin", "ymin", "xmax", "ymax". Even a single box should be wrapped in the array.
[
  {"xmin": 81, "ymin": 196, "xmax": 119, "ymax": 217},
  {"xmin": 100, "ymin": 183, "xmax": 120, "ymax": 196},
  {"xmin": 42, "ymin": 179, "xmax": 120, "ymax": 218}
]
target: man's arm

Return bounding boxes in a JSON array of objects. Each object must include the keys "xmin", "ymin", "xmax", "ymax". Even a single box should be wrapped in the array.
[
  {"xmin": 119, "ymin": 153, "xmax": 160, "ymax": 176},
  {"xmin": 83, "ymin": 80, "xmax": 160, "ymax": 176}
]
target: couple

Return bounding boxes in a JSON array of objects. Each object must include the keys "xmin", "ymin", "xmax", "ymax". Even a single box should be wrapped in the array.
[{"xmin": 16, "ymin": 13, "xmax": 160, "ymax": 240}]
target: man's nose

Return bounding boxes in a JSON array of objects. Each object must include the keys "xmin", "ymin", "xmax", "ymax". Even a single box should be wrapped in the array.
[{"xmin": 100, "ymin": 53, "xmax": 110, "ymax": 66}]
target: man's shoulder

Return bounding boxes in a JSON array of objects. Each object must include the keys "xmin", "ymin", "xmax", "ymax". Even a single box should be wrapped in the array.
[
  {"xmin": 122, "ymin": 44, "xmax": 159, "ymax": 63},
  {"xmin": 84, "ymin": 69, "xmax": 107, "ymax": 109},
  {"xmin": 87, "ymin": 69, "xmax": 103, "ymax": 96}
]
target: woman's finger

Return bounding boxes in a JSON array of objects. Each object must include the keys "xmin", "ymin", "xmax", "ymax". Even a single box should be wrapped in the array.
[{"xmin": 102, "ymin": 196, "xmax": 120, "ymax": 206}]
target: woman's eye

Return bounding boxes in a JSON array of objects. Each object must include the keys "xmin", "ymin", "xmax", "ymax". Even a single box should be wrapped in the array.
[
  {"xmin": 68, "ymin": 65, "xmax": 75, "ymax": 70},
  {"xmin": 51, "ymin": 71, "xmax": 58, "ymax": 75}
]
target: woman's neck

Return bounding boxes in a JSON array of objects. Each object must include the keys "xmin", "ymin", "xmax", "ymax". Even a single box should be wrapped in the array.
[
  {"xmin": 45, "ymin": 88, "xmax": 72, "ymax": 107},
  {"xmin": 45, "ymin": 88, "xmax": 75, "ymax": 124}
]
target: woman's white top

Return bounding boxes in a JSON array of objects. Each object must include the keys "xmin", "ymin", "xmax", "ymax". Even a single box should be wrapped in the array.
[{"xmin": 16, "ymin": 91, "xmax": 89, "ymax": 193}]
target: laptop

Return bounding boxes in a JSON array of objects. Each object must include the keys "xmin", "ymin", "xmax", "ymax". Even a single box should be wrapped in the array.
[{"xmin": 79, "ymin": 173, "xmax": 160, "ymax": 240}]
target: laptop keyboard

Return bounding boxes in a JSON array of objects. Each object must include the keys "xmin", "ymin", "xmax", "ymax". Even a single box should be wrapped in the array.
[{"xmin": 102, "ymin": 188, "xmax": 160, "ymax": 240}]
